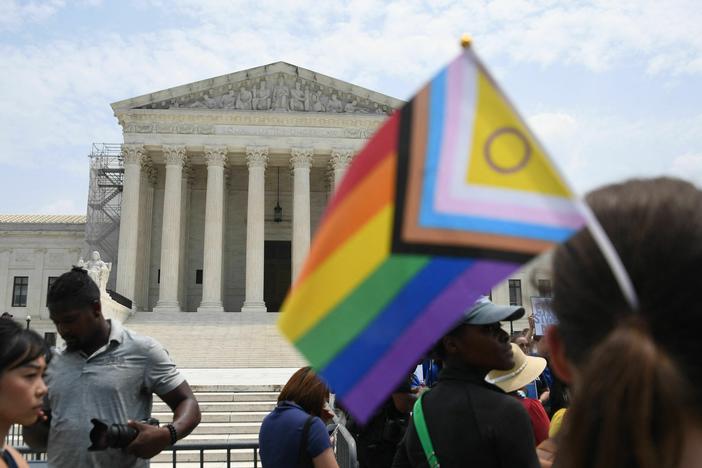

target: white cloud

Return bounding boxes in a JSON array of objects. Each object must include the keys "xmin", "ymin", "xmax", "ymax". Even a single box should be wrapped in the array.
[
  {"xmin": 0, "ymin": 0, "xmax": 65, "ymax": 31},
  {"xmin": 668, "ymin": 153, "xmax": 702, "ymax": 185},
  {"xmin": 1, "ymin": 0, "xmax": 701, "ymax": 211},
  {"xmin": 38, "ymin": 198, "xmax": 84, "ymax": 215}
]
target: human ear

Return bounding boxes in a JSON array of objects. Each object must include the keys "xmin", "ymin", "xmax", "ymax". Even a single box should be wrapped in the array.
[
  {"xmin": 442, "ymin": 336, "xmax": 458, "ymax": 355},
  {"xmin": 546, "ymin": 325, "xmax": 574, "ymax": 384}
]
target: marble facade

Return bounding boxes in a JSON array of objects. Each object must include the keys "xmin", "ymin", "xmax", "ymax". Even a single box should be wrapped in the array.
[
  {"xmin": 0, "ymin": 215, "xmax": 85, "ymax": 324},
  {"xmin": 112, "ymin": 62, "xmax": 403, "ymax": 312}
]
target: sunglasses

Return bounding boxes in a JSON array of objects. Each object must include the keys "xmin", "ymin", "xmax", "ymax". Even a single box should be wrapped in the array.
[{"xmin": 478, "ymin": 322, "xmax": 504, "ymax": 337}]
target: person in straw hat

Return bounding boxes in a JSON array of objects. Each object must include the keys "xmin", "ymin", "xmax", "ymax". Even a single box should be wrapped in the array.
[{"xmin": 487, "ymin": 343, "xmax": 551, "ymax": 445}]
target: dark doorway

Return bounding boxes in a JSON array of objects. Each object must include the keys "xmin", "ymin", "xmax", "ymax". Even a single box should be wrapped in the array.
[{"xmin": 264, "ymin": 241, "xmax": 291, "ymax": 312}]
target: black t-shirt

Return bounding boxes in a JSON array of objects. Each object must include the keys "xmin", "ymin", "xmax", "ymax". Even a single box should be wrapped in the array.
[
  {"xmin": 350, "ymin": 375, "xmax": 412, "ymax": 445},
  {"xmin": 392, "ymin": 366, "xmax": 540, "ymax": 468}
]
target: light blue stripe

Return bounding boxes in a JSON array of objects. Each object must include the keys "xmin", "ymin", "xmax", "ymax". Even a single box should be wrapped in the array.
[
  {"xmin": 419, "ymin": 70, "xmax": 448, "ymax": 230},
  {"xmin": 419, "ymin": 209, "xmax": 576, "ymax": 242}
]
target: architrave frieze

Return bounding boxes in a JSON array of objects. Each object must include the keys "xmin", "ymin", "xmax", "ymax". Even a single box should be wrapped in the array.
[{"xmin": 116, "ymin": 109, "xmax": 387, "ymax": 132}]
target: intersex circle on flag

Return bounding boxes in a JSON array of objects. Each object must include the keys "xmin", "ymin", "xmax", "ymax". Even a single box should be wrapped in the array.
[{"xmin": 483, "ymin": 127, "xmax": 531, "ymax": 174}]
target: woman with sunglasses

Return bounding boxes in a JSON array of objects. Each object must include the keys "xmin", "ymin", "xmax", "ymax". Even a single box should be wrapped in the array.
[{"xmin": 0, "ymin": 318, "xmax": 49, "ymax": 468}]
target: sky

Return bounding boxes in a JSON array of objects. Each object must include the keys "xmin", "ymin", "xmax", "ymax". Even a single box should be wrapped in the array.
[{"xmin": 0, "ymin": 0, "xmax": 701, "ymax": 215}]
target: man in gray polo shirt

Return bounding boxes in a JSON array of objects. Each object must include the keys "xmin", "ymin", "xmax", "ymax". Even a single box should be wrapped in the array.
[{"xmin": 23, "ymin": 267, "xmax": 201, "ymax": 467}]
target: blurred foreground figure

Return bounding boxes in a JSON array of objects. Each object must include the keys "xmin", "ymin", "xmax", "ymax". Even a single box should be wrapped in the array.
[
  {"xmin": 0, "ymin": 319, "xmax": 49, "ymax": 468},
  {"xmin": 541, "ymin": 177, "xmax": 702, "ymax": 468}
]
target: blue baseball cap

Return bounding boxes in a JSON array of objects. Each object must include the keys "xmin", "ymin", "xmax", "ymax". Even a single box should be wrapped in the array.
[{"xmin": 460, "ymin": 296, "xmax": 525, "ymax": 325}]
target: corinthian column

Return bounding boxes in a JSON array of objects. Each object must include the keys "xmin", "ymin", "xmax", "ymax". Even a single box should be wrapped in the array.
[
  {"xmin": 330, "ymin": 148, "xmax": 353, "ymax": 191},
  {"xmin": 198, "ymin": 146, "xmax": 227, "ymax": 312},
  {"xmin": 154, "ymin": 145, "xmax": 187, "ymax": 313},
  {"xmin": 291, "ymin": 148, "xmax": 313, "ymax": 281},
  {"xmin": 116, "ymin": 144, "xmax": 145, "ymax": 305},
  {"xmin": 241, "ymin": 146, "xmax": 268, "ymax": 313}
]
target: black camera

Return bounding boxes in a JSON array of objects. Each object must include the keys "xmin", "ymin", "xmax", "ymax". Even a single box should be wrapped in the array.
[{"xmin": 88, "ymin": 417, "xmax": 160, "ymax": 451}]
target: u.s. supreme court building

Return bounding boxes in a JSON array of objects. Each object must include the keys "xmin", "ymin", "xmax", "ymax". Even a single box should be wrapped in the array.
[
  {"xmin": 111, "ymin": 61, "xmax": 402, "ymax": 314},
  {"xmin": 1, "ymin": 62, "xmax": 552, "ymax": 352}
]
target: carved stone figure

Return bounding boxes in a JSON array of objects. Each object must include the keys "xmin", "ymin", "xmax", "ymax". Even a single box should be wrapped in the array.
[
  {"xmin": 289, "ymin": 81, "xmax": 306, "ymax": 112},
  {"xmin": 319, "ymin": 90, "xmax": 330, "ymax": 110},
  {"xmin": 327, "ymin": 93, "xmax": 343, "ymax": 113},
  {"xmin": 252, "ymin": 81, "xmax": 271, "ymax": 110},
  {"xmin": 344, "ymin": 99, "xmax": 357, "ymax": 113},
  {"xmin": 303, "ymin": 85, "xmax": 311, "ymax": 111},
  {"xmin": 311, "ymin": 90, "xmax": 325, "ymax": 112},
  {"xmin": 203, "ymin": 92, "xmax": 220, "ymax": 109},
  {"xmin": 235, "ymin": 85, "xmax": 253, "ymax": 110},
  {"xmin": 84, "ymin": 251, "xmax": 112, "ymax": 295},
  {"xmin": 272, "ymin": 75, "xmax": 290, "ymax": 111},
  {"xmin": 220, "ymin": 91, "xmax": 236, "ymax": 108}
]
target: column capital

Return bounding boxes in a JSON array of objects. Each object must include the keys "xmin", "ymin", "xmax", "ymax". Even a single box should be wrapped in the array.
[
  {"xmin": 330, "ymin": 148, "xmax": 354, "ymax": 169},
  {"xmin": 204, "ymin": 146, "xmax": 228, "ymax": 167},
  {"xmin": 290, "ymin": 147, "xmax": 314, "ymax": 169},
  {"xmin": 163, "ymin": 145, "xmax": 188, "ymax": 166},
  {"xmin": 141, "ymin": 155, "xmax": 157, "ymax": 186},
  {"xmin": 246, "ymin": 146, "xmax": 269, "ymax": 168},
  {"xmin": 122, "ymin": 144, "xmax": 146, "ymax": 165}
]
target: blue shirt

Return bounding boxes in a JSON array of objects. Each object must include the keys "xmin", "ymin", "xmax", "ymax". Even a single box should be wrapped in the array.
[{"xmin": 259, "ymin": 401, "xmax": 331, "ymax": 467}]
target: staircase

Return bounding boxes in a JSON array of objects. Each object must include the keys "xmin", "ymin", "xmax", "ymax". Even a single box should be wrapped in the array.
[
  {"xmin": 151, "ymin": 384, "xmax": 281, "ymax": 467},
  {"xmin": 124, "ymin": 310, "xmax": 306, "ymax": 368}
]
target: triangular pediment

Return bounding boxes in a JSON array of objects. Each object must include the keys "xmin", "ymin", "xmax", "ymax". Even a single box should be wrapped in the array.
[{"xmin": 111, "ymin": 61, "xmax": 403, "ymax": 115}]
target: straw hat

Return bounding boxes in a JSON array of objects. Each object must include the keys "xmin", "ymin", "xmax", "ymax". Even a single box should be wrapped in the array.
[{"xmin": 486, "ymin": 343, "xmax": 547, "ymax": 394}]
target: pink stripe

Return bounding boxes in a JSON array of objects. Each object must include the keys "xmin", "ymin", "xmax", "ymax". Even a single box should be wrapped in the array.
[
  {"xmin": 340, "ymin": 260, "xmax": 518, "ymax": 423},
  {"xmin": 434, "ymin": 56, "xmax": 465, "ymax": 204},
  {"xmin": 437, "ymin": 195, "xmax": 586, "ymax": 228}
]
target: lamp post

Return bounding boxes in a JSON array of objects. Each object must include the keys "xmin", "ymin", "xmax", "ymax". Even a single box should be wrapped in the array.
[
  {"xmin": 25, "ymin": 314, "xmax": 31, "ymax": 330},
  {"xmin": 273, "ymin": 167, "xmax": 283, "ymax": 223}
]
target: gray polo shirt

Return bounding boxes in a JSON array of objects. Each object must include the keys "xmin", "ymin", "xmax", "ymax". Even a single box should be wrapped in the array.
[{"xmin": 44, "ymin": 320, "xmax": 185, "ymax": 468}]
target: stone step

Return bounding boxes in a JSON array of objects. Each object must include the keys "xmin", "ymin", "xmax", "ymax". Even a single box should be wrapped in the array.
[
  {"xmin": 154, "ymin": 411, "xmax": 268, "ymax": 424},
  {"xmin": 123, "ymin": 311, "xmax": 306, "ymax": 369},
  {"xmin": 155, "ymin": 401, "xmax": 276, "ymax": 413},
  {"xmin": 152, "ymin": 463, "xmax": 258, "ymax": 468},
  {"xmin": 187, "ymin": 385, "xmax": 284, "ymax": 393},
  {"xmin": 188, "ymin": 422, "xmax": 261, "ymax": 436},
  {"xmin": 152, "ymin": 448, "xmax": 259, "ymax": 464},
  {"xmin": 178, "ymin": 434, "xmax": 258, "ymax": 442},
  {"xmin": 184, "ymin": 391, "xmax": 280, "ymax": 402}
]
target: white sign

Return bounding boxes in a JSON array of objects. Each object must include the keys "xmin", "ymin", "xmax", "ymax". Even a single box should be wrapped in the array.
[{"xmin": 530, "ymin": 297, "xmax": 557, "ymax": 336}]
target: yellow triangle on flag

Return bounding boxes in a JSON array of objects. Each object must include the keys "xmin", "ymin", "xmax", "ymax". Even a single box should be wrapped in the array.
[{"xmin": 466, "ymin": 71, "xmax": 572, "ymax": 198}]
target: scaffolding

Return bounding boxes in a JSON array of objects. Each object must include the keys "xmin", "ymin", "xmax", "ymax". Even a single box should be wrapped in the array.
[{"xmin": 86, "ymin": 143, "xmax": 123, "ymax": 290}]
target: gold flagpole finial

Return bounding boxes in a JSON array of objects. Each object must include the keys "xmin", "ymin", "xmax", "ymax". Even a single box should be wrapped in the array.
[{"xmin": 460, "ymin": 34, "xmax": 472, "ymax": 49}]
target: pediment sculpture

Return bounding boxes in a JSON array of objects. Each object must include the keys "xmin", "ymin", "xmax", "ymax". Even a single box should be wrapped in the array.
[{"xmin": 139, "ymin": 73, "xmax": 393, "ymax": 115}]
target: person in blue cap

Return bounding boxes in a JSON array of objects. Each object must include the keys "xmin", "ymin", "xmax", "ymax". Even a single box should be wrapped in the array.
[{"xmin": 392, "ymin": 296, "xmax": 540, "ymax": 468}]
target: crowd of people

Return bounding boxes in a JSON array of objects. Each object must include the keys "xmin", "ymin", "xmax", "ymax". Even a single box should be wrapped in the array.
[{"xmin": 2, "ymin": 177, "xmax": 702, "ymax": 468}]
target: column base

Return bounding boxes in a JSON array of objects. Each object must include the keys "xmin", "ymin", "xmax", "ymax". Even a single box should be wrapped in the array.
[
  {"xmin": 153, "ymin": 301, "xmax": 181, "ymax": 313},
  {"xmin": 197, "ymin": 302, "xmax": 225, "ymax": 313},
  {"xmin": 241, "ymin": 301, "xmax": 267, "ymax": 313}
]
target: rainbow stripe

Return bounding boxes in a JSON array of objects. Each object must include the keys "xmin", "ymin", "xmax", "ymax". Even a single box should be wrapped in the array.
[{"xmin": 279, "ymin": 49, "xmax": 586, "ymax": 422}]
